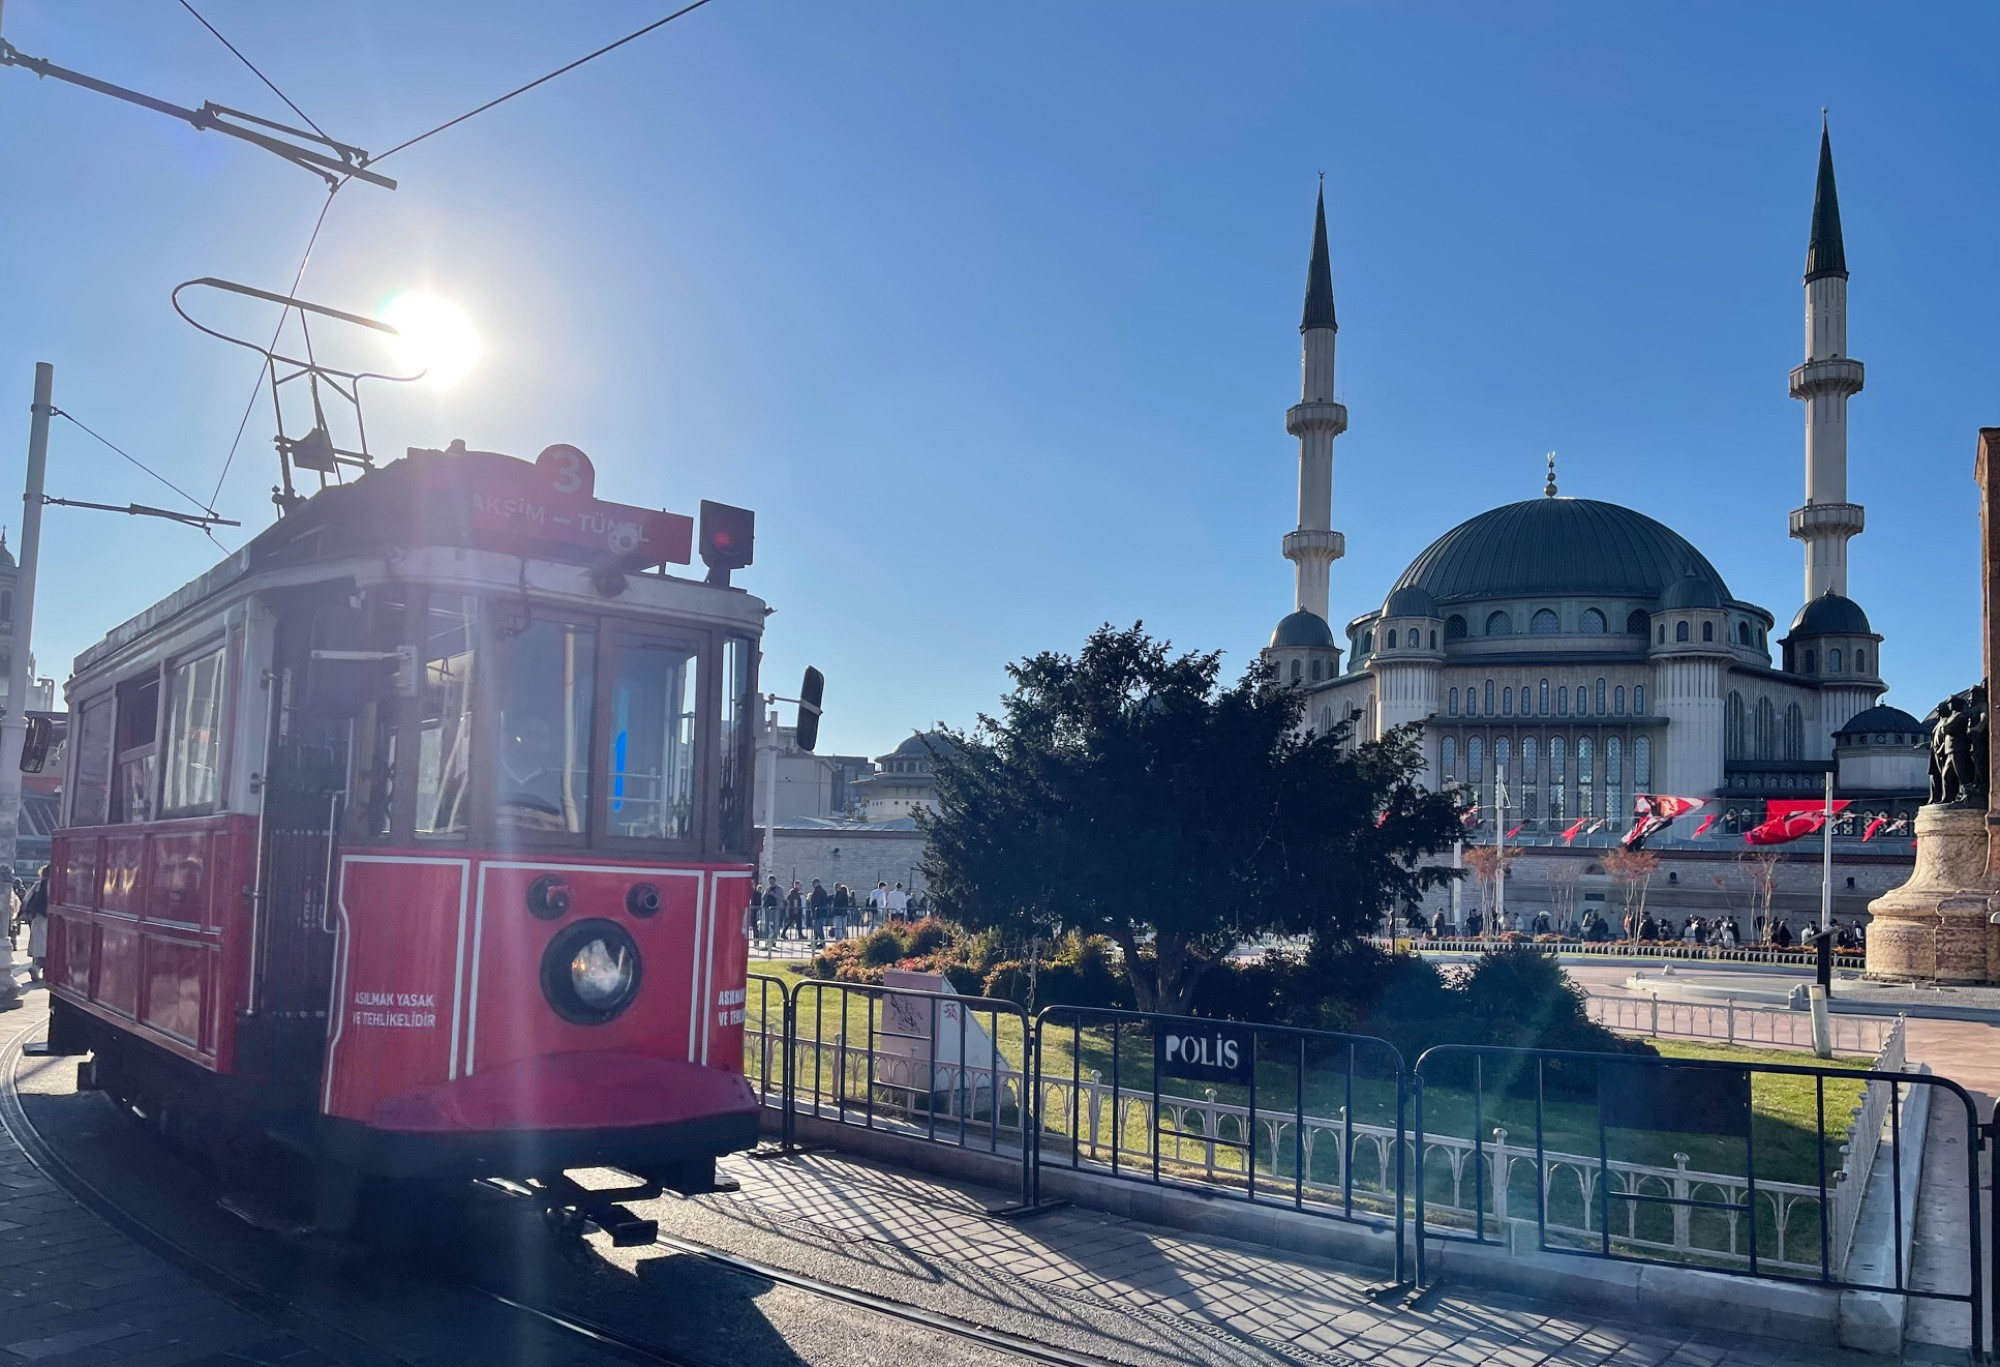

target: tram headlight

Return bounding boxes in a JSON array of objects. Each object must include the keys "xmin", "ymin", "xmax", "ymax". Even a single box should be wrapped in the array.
[{"xmin": 539, "ymin": 919, "xmax": 643, "ymax": 1025}]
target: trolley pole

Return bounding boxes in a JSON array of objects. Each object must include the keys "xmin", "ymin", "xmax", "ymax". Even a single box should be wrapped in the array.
[{"xmin": 0, "ymin": 363, "xmax": 50, "ymax": 1003}]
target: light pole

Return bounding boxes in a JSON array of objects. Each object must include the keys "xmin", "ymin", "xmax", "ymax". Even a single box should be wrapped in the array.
[{"xmin": 0, "ymin": 363, "xmax": 49, "ymax": 1005}]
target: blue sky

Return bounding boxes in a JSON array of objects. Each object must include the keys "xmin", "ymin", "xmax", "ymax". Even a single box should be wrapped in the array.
[{"xmin": 1, "ymin": 2, "xmax": 1994, "ymax": 759}]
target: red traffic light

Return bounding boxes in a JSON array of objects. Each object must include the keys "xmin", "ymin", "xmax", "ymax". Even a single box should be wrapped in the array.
[{"xmin": 699, "ymin": 500, "xmax": 755, "ymax": 584}]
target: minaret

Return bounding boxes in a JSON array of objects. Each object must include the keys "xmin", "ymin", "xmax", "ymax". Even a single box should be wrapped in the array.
[
  {"xmin": 1282, "ymin": 183, "xmax": 1347, "ymax": 623},
  {"xmin": 1788, "ymin": 117, "xmax": 1866, "ymax": 601}
]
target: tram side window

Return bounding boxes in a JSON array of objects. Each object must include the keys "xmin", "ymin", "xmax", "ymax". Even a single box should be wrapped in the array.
[
  {"xmin": 497, "ymin": 619, "xmax": 596, "ymax": 835},
  {"xmin": 161, "ymin": 646, "xmax": 226, "ymax": 815},
  {"xmin": 69, "ymin": 694, "xmax": 114, "ymax": 826},
  {"xmin": 606, "ymin": 634, "xmax": 698, "ymax": 841},
  {"xmin": 112, "ymin": 672, "xmax": 161, "ymax": 823},
  {"xmin": 718, "ymin": 637, "xmax": 754, "ymax": 853},
  {"xmin": 357, "ymin": 594, "xmax": 408, "ymax": 838},
  {"xmin": 416, "ymin": 596, "xmax": 476, "ymax": 836}
]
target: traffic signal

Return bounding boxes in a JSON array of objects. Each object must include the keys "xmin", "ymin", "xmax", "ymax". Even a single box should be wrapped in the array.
[
  {"xmin": 795, "ymin": 667, "xmax": 824, "ymax": 753},
  {"xmin": 699, "ymin": 500, "xmax": 754, "ymax": 586}
]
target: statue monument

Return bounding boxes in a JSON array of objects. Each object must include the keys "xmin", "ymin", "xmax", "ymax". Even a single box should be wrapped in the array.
[{"xmin": 1867, "ymin": 430, "xmax": 2000, "ymax": 983}]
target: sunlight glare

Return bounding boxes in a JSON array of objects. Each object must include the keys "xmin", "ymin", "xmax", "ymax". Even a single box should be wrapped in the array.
[{"xmin": 382, "ymin": 291, "xmax": 481, "ymax": 387}]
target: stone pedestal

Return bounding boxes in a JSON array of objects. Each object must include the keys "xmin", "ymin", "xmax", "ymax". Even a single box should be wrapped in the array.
[{"xmin": 1865, "ymin": 805, "xmax": 2000, "ymax": 983}]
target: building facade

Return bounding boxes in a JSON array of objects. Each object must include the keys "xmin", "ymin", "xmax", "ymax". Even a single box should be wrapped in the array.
[{"xmin": 1263, "ymin": 124, "xmax": 1926, "ymax": 850}]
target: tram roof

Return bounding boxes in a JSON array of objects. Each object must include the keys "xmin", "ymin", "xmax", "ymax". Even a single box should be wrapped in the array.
[{"xmin": 72, "ymin": 443, "xmax": 748, "ymax": 676}]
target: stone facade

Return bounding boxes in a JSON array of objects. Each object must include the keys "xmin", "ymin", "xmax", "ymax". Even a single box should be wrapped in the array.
[
  {"xmin": 1864, "ymin": 807, "xmax": 2000, "ymax": 982},
  {"xmin": 765, "ymin": 822, "xmax": 930, "ymax": 902}
]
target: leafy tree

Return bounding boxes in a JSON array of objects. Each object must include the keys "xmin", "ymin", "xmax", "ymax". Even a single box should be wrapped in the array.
[{"xmin": 917, "ymin": 624, "xmax": 1464, "ymax": 1015}]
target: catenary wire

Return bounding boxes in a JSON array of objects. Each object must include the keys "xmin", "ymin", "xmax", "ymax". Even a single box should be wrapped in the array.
[
  {"xmin": 174, "ymin": 0, "xmax": 330, "ymax": 141},
  {"xmin": 204, "ymin": 178, "xmax": 345, "ymax": 512},
  {"xmin": 51, "ymin": 407, "xmax": 219, "ymax": 517},
  {"xmin": 367, "ymin": 0, "xmax": 717, "ymax": 165}
]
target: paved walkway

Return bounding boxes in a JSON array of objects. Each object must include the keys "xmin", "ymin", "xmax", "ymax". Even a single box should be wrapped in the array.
[{"xmin": 625, "ymin": 1145, "xmax": 1934, "ymax": 1367}]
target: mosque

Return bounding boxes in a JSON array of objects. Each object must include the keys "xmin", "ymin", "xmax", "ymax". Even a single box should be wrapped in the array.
[{"xmin": 1263, "ymin": 126, "xmax": 1929, "ymax": 848}]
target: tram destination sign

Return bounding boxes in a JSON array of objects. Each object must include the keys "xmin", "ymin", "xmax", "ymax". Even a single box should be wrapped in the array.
[
  {"xmin": 403, "ymin": 441, "xmax": 695, "ymax": 567},
  {"xmin": 1154, "ymin": 1021, "xmax": 1254, "ymax": 1086}
]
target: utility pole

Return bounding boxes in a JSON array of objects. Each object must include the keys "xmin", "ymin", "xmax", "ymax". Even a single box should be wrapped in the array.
[
  {"xmin": 758, "ymin": 699, "xmax": 780, "ymax": 947},
  {"xmin": 1493, "ymin": 765, "xmax": 1508, "ymax": 937},
  {"xmin": 1819, "ymin": 768, "xmax": 1835, "ymax": 935},
  {"xmin": 0, "ymin": 363, "xmax": 50, "ymax": 1002}
]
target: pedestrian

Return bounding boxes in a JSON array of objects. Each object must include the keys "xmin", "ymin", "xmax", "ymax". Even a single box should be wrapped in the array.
[
  {"xmin": 760, "ymin": 878, "xmax": 783, "ymax": 943},
  {"xmin": 22, "ymin": 866, "xmax": 48, "ymax": 984},
  {"xmin": 888, "ymin": 882, "xmax": 910, "ymax": 921},
  {"xmin": 831, "ymin": 883, "xmax": 853, "ymax": 940},
  {"xmin": 1431, "ymin": 909, "xmax": 1447, "ymax": 940},
  {"xmin": 1772, "ymin": 918, "xmax": 1794, "ymax": 949},
  {"xmin": 869, "ymin": 882, "xmax": 889, "ymax": 928},
  {"xmin": 3, "ymin": 878, "xmax": 18, "ymax": 952},
  {"xmin": 784, "ymin": 881, "xmax": 806, "ymax": 940},
  {"xmin": 807, "ymin": 879, "xmax": 830, "ymax": 946}
]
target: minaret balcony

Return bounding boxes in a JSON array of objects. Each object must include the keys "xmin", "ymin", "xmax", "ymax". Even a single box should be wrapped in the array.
[
  {"xmin": 1286, "ymin": 401, "xmax": 1349, "ymax": 438},
  {"xmin": 1789, "ymin": 502, "xmax": 1866, "ymax": 541},
  {"xmin": 1788, "ymin": 357, "xmax": 1865, "ymax": 400},
  {"xmin": 1283, "ymin": 528, "xmax": 1346, "ymax": 563}
]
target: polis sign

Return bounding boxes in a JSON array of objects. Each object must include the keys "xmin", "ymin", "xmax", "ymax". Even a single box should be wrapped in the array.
[{"xmin": 1154, "ymin": 1021, "xmax": 1255, "ymax": 1086}]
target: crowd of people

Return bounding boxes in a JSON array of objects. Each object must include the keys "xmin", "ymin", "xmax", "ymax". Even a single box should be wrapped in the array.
[
  {"xmin": 1417, "ymin": 904, "xmax": 1864, "ymax": 950},
  {"xmin": 755, "ymin": 876, "xmax": 924, "ymax": 947}
]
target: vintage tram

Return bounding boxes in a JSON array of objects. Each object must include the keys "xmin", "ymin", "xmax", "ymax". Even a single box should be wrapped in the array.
[{"xmin": 43, "ymin": 440, "xmax": 768, "ymax": 1219}]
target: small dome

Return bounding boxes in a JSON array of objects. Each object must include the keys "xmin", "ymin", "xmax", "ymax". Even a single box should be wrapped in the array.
[
  {"xmin": 1657, "ymin": 571, "xmax": 1721, "ymax": 611},
  {"xmin": 1382, "ymin": 585, "xmax": 1439, "ymax": 618},
  {"xmin": 0, "ymin": 537, "xmax": 14, "ymax": 570},
  {"xmin": 1789, "ymin": 590, "xmax": 1872, "ymax": 637},
  {"xmin": 1269, "ymin": 610, "xmax": 1336, "ymax": 649},
  {"xmin": 1834, "ymin": 704, "xmax": 1923, "ymax": 740},
  {"xmin": 885, "ymin": 731, "xmax": 954, "ymax": 762}
]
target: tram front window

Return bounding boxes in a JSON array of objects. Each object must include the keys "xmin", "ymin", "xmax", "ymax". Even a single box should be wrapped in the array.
[
  {"xmin": 607, "ymin": 634, "xmax": 698, "ymax": 841},
  {"xmin": 497, "ymin": 619, "xmax": 596, "ymax": 834},
  {"xmin": 416, "ymin": 596, "xmax": 476, "ymax": 835}
]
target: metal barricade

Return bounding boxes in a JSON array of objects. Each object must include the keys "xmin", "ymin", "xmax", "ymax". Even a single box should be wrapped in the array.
[
  {"xmin": 1411, "ymin": 1044, "xmax": 1984, "ymax": 1359},
  {"xmin": 1031, "ymin": 1005, "xmax": 1407, "ymax": 1285},
  {"xmin": 745, "ymin": 971, "xmax": 795, "ymax": 1147},
  {"xmin": 789, "ymin": 978, "xmax": 1033, "ymax": 1208}
]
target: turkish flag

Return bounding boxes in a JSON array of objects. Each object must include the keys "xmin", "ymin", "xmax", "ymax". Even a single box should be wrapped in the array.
[
  {"xmin": 1623, "ymin": 793, "xmax": 1711, "ymax": 849},
  {"xmin": 1863, "ymin": 817, "xmax": 1887, "ymax": 841},
  {"xmin": 1693, "ymin": 814, "xmax": 1719, "ymax": 837},
  {"xmin": 1744, "ymin": 799, "xmax": 1850, "ymax": 845},
  {"xmin": 1507, "ymin": 824, "xmax": 1524, "ymax": 838},
  {"xmin": 1561, "ymin": 818, "xmax": 1588, "ymax": 845}
]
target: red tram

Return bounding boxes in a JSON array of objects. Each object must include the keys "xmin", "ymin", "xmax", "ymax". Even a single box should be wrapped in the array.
[{"xmin": 43, "ymin": 441, "xmax": 768, "ymax": 1215}]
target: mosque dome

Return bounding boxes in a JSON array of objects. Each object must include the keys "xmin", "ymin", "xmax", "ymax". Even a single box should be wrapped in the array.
[
  {"xmin": 1658, "ymin": 570, "xmax": 1723, "ymax": 611},
  {"xmin": 1387, "ymin": 498, "xmax": 1733, "ymax": 607},
  {"xmin": 1382, "ymin": 585, "xmax": 1440, "ymax": 618},
  {"xmin": 1788, "ymin": 589, "xmax": 1872, "ymax": 637},
  {"xmin": 1833, "ymin": 704, "xmax": 1922, "ymax": 741},
  {"xmin": 1269, "ymin": 609, "xmax": 1336, "ymax": 649}
]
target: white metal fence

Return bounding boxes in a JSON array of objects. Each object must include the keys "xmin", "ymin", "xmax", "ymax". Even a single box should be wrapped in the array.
[{"xmin": 1586, "ymin": 992, "xmax": 1899, "ymax": 1055}]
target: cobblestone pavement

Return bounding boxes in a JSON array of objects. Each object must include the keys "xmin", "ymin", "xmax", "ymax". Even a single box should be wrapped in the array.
[{"xmin": 624, "ymin": 1145, "xmax": 1948, "ymax": 1367}]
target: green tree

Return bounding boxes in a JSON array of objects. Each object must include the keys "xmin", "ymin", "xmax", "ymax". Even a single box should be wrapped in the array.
[{"xmin": 917, "ymin": 624, "xmax": 1464, "ymax": 1016}]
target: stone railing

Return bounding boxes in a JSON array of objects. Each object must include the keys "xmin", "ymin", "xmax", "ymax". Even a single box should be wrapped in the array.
[{"xmin": 1586, "ymin": 994, "xmax": 1900, "ymax": 1054}]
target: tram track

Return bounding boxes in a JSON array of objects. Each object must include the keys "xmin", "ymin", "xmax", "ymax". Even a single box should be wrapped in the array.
[{"xmin": 0, "ymin": 1022, "xmax": 1132, "ymax": 1367}]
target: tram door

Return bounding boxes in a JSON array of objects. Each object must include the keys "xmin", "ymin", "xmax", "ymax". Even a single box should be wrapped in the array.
[{"xmin": 253, "ymin": 593, "xmax": 381, "ymax": 1110}]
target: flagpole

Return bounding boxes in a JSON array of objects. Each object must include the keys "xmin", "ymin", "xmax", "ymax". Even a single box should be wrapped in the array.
[
  {"xmin": 1494, "ymin": 765, "xmax": 1507, "ymax": 937},
  {"xmin": 1819, "ymin": 768, "xmax": 1834, "ymax": 935}
]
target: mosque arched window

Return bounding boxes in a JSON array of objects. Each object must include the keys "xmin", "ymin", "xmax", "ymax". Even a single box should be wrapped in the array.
[
  {"xmin": 1634, "ymin": 736, "xmax": 1651, "ymax": 787},
  {"xmin": 1595, "ymin": 678, "xmax": 1607, "ymax": 714},
  {"xmin": 1484, "ymin": 680, "xmax": 1495, "ymax": 714},
  {"xmin": 1445, "ymin": 615, "xmax": 1467, "ymax": 641},
  {"xmin": 1675, "ymin": 620, "xmax": 1689, "ymax": 643},
  {"xmin": 1486, "ymin": 611, "xmax": 1512, "ymax": 636},
  {"xmin": 1557, "ymin": 685, "xmax": 1568, "ymax": 715},
  {"xmin": 1441, "ymin": 737, "xmax": 1457, "ymax": 780},
  {"xmin": 1311, "ymin": 659, "xmax": 1323, "ymax": 681},
  {"xmin": 1494, "ymin": 737, "xmax": 1511, "ymax": 784},
  {"xmin": 1579, "ymin": 608, "xmax": 1607, "ymax": 634},
  {"xmin": 1738, "ymin": 621, "xmax": 1752, "ymax": 646},
  {"xmin": 1292, "ymin": 659, "xmax": 1302, "ymax": 681},
  {"xmin": 1701, "ymin": 621, "xmax": 1714, "ymax": 642},
  {"xmin": 1855, "ymin": 648, "xmax": 1867, "ymax": 673},
  {"xmin": 1362, "ymin": 631, "xmax": 1374, "ymax": 653},
  {"xmin": 1633, "ymin": 685, "xmax": 1644, "ymax": 714},
  {"xmin": 1320, "ymin": 707, "xmax": 1333, "ymax": 732},
  {"xmin": 1448, "ymin": 687, "xmax": 1459, "ymax": 715},
  {"xmin": 1725, "ymin": 691, "xmax": 1746, "ymax": 759},
  {"xmin": 1469, "ymin": 737, "xmax": 1484, "ymax": 777},
  {"xmin": 1430, "ymin": 630, "xmax": 1438, "ymax": 649},
  {"xmin": 1615, "ymin": 686, "xmax": 1626, "ymax": 714},
  {"xmin": 1759, "ymin": 628, "xmax": 1767, "ymax": 649},
  {"xmin": 1503, "ymin": 686, "xmax": 1513, "ymax": 716},
  {"xmin": 1627, "ymin": 609, "xmax": 1649, "ymax": 634},
  {"xmin": 1804, "ymin": 649, "xmax": 1816, "ymax": 674},
  {"xmin": 1549, "ymin": 735, "xmax": 1566, "ymax": 780},
  {"xmin": 1657, "ymin": 625, "xmax": 1666, "ymax": 645},
  {"xmin": 1754, "ymin": 697, "xmax": 1776, "ymax": 760},
  {"xmin": 1521, "ymin": 735, "xmax": 1538, "ymax": 783},
  {"xmin": 1784, "ymin": 702, "xmax": 1804, "ymax": 760},
  {"xmin": 1539, "ymin": 679, "xmax": 1550, "ymax": 714},
  {"xmin": 1828, "ymin": 648, "xmax": 1842, "ymax": 673},
  {"xmin": 1530, "ymin": 609, "xmax": 1560, "ymax": 634},
  {"xmin": 1605, "ymin": 737, "xmax": 1623, "ymax": 817},
  {"xmin": 1386, "ymin": 629, "xmax": 1398, "ymax": 648}
]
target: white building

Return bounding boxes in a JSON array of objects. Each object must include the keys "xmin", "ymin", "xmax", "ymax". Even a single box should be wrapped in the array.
[{"xmin": 1264, "ymin": 125, "xmax": 1927, "ymax": 846}]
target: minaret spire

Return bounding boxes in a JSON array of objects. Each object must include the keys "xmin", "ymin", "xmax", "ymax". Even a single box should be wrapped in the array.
[
  {"xmin": 1282, "ymin": 182, "xmax": 1348, "ymax": 626},
  {"xmin": 1788, "ymin": 115, "xmax": 1866, "ymax": 601}
]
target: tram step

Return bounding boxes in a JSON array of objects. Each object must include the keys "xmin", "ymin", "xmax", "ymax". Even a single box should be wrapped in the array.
[{"xmin": 590, "ymin": 1203, "xmax": 659, "ymax": 1247}]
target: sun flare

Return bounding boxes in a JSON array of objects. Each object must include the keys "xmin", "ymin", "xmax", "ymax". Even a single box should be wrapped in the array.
[{"xmin": 381, "ymin": 291, "xmax": 480, "ymax": 387}]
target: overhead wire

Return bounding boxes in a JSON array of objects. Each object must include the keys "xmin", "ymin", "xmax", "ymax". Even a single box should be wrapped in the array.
[
  {"xmin": 50, "ymin": 408, "xmax": 220, "ymax": 518},
  {"xmin": 367, "ymin": 0, "xmax": 717, "ymax": 165},
  {"xmin": 173, "ymin": 0, "xmax": 329, "ymax": 140}
]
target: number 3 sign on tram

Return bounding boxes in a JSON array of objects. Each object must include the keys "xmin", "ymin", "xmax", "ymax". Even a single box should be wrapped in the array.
[{"xmin": 1154, "ymin": 1020, "xmax": 1255, "ymax": 1086}]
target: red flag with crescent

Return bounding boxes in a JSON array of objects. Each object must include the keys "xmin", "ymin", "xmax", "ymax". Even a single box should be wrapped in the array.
[
  {"xmin": 1744, "ymin": 798, "xmax": 1850, "ymax": 845},
  {"xmin": 1561, "ymin": 818, "xmax": 1587, "ymax": 845},
  {"xmin": 1863, "ymin": 816, "xmax": 1887, "ymax": 841},
  {"xmin": 1692, "ymin": 813, "xmax": 1719, "ymax": 837}
]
